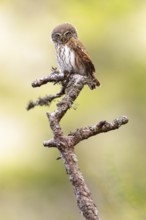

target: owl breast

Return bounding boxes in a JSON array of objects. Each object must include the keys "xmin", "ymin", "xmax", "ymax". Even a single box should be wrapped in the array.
[
  {"xmin": 56, "ymin": 45, "xmax": 83, "ymax": 74},
  {"xmin": 56, "ymin": 45, "xmax": 76, "ymax": 73}
]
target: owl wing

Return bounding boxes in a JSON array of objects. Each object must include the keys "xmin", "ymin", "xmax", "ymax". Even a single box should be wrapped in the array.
[
  {"xmin": 69, "ymin": 38, "xmax": 95, "ymax": 75},
  {"xmin": 68, "ymin": 38, "xmax": 100, "ymax": 88}
]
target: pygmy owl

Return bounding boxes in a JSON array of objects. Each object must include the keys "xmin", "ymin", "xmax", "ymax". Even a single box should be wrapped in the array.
[{"xmin": 51, "ymin": 23, "xmax": 100, "ymax": 89}]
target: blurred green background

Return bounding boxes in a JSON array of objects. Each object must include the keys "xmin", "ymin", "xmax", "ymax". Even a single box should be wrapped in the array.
[{"xmin": 0, "ymin": 0, "xmax": 146, "ymax": 219}]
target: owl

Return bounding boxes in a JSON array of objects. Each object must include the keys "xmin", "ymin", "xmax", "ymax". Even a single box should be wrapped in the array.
[{"xmin": 51, "ymin": 23, "xmax": 100, "ymax": 89}]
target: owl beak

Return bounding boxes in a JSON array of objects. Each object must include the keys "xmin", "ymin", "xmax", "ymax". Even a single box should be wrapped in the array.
[{"xmin": 62, "ymin": 35, "xmax": 65, "ymax": 43}]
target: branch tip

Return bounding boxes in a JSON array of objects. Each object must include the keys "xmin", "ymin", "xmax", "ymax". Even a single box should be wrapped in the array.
[
  {"xmin": 118, "ymin": 115, "xmax": 129, "ymax": 124},
  {"xmin": 43, "ymin": 139, "xmax": 57, "ymax": 148}
]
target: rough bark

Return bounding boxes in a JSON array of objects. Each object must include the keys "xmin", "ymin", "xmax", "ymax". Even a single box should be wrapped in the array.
[{"xmin": 27, "ymin": 70, "xmax": 128, "ymax": 220}]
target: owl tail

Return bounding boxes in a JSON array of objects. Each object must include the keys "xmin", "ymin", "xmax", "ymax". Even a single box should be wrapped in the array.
[{"xmin": 87, "ymin": 75, "xmax": 100, "ymax": 90}]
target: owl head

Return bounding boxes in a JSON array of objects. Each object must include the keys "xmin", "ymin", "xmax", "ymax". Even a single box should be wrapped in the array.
[{"xmin": 51, "ymin": 23, "xmax": 78, "ymax": 44}]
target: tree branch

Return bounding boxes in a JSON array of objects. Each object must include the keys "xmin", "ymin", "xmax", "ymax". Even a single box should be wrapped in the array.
[
  {"xmin": 31, "ymin": 69, "xmax": 63, "ymax": 87},
  {"xmin": 67, "ymin": 116, "xmax": 128, "ymax": 146},
  {"xmin": 27, "ymin": 70, "xmax": 128, "ymax": 220}
]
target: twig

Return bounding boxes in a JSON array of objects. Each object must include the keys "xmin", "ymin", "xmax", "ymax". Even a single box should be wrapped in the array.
[
  {"xmin": 26, "ymin": 71, "xmax": 65, "ymax": 110},
  {"xmin": 31, "ymin": 71, "xmax": 64, "ymax": 87},
  {"xmin": 44, "ymin": 116, "xmax": 128, "ymax": 148}
]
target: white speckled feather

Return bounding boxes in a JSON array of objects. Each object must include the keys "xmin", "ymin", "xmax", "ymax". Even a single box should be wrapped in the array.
[{"xmin": 64, "ymin": 45, "xmax": 75, "ymax": 67}]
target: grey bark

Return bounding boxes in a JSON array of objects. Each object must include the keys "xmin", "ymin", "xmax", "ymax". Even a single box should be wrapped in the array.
[{"xmin": 27, "ymin": 71, "xmax": 128, "ymax": 220}]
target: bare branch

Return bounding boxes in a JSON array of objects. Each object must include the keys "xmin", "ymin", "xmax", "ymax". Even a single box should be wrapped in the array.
[
  {"xmin": 27, "ymin": 69, "xmax": 128, "ymax": 220},
  {"xmin": 26, "ymin": 87, "xmax": 65, "ymax": 110},
  {"xmin": 60, "ymin": 146, "xmax": 100, "ymax": 220},
  {"xmin": 31, "ymin": 71, "xmax": 64, "ymax": 87},
  {"xmin": 68, "ymin": 116, "xmax": 129, "ymax": 146}
]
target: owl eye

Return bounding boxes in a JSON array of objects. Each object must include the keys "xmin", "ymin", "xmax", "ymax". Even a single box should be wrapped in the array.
[
  {"xmin": 64, "ymin": 31, "xmax": 71, "ymax": 37},
  {"xmin": 51, "ymin": 33, "xmax": 62, "ymax": 42},
  {"xmin": 54, "ymin": 33, "xmax": 61, "ymax": 38}
]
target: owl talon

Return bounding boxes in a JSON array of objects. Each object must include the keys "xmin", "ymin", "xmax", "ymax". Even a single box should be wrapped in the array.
[{"xmin": 51, "ymin": 66, "xmax": 59, "ymax": 73}]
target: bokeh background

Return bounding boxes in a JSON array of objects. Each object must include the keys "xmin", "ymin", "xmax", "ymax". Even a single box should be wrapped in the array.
[{"xmin": 0, "ymin": 0, "xmax": 146, "ymax": 219}]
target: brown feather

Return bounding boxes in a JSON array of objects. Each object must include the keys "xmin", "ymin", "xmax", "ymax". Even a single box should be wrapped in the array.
[
  {"xmin": 67, "ymin": 38, "xmax": 100, "ymax": 88},
  {"xmin": 67, "ymin": 38, "xmax": 95, "ymax": 75}
]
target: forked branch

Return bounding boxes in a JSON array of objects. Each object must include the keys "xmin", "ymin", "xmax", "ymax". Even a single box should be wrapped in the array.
[{"xmin": 27, "ymin": 70, "xmax": 128, "ymax": 220}]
